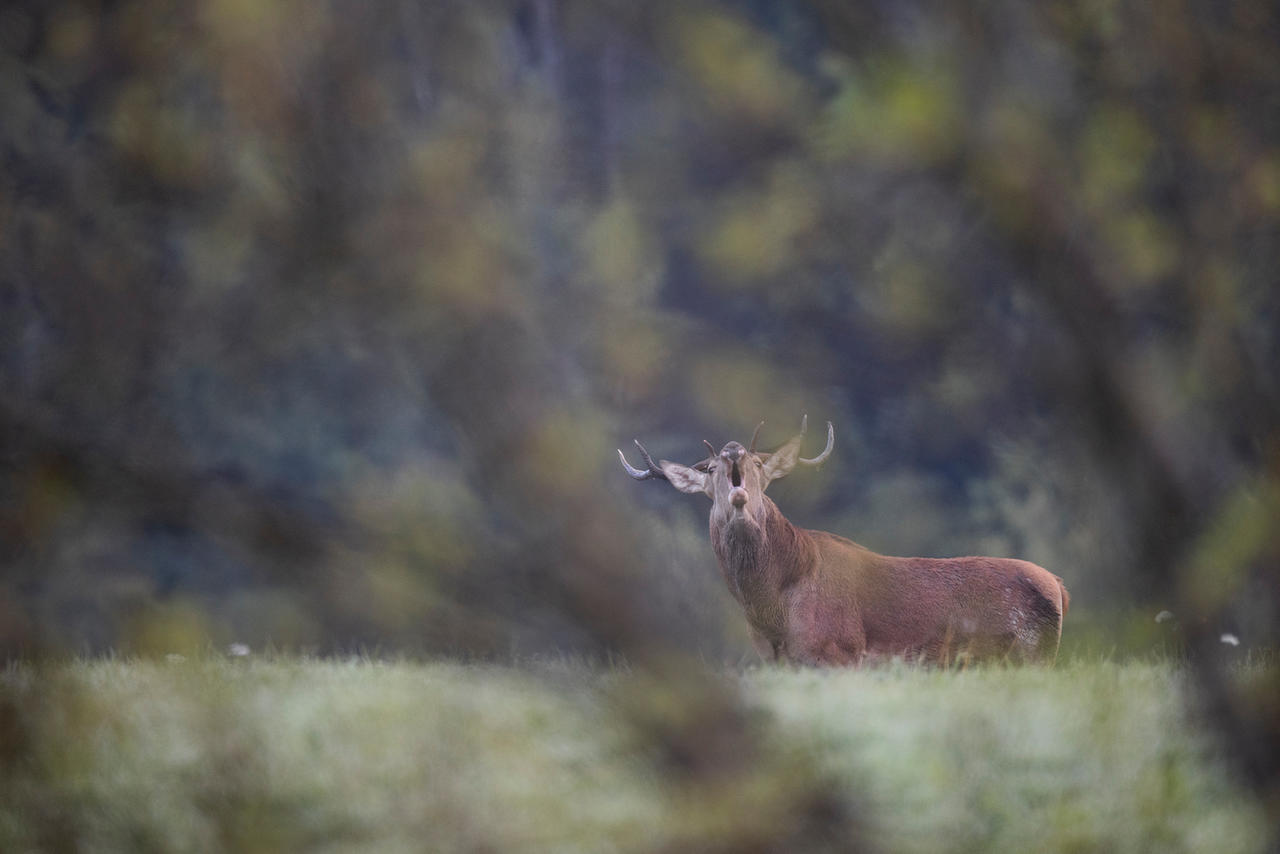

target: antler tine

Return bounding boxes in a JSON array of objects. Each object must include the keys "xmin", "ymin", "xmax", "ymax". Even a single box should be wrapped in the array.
[
  {"xmin": 688, "ymin": 439, "xmax": 718, "ymax": 472},
  {"xmin": 618, "ymin": 438, "xmax": 668, "ymax": 481},
  {"xmin": 747, "ymin": 421, "xmax": 765, "ymax": 453},
  {"xmin": 798, "ymin": 419, "xmax": 835, "ymax": 466},
  {"xmin": 693, "ymin": 440, "xmax": 718, "ymax": 472}
]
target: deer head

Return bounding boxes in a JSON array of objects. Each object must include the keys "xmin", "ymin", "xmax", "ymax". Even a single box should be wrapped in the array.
[{"xmin": 618, "ymin": 415, "xmax": 834, "ymax": 527}]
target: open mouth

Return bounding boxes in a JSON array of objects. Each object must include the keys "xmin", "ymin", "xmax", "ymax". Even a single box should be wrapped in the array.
[{"xmin": 730, "ymin": 461, "xmax": 741, "ymax": 487}]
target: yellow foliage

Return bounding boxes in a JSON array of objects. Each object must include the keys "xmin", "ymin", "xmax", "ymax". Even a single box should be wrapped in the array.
[
  {"xmin": 349, "ymin": 462, "xmax": 481, "ymax": 572},
  {"xmin": 1111, "ymin": 212, "xmax": 1179, "ymax": 285},
  {"xmin": 1181, "ymin": 480, "xmax": 1280, "ymax": 614},
  {"xmin": 1248, "ymin": 154, "xmax": 1280, "ymax": 213},
  {"xmin": 124, "ymin": 600, "xmax": 213, "ymax": 657},
  {"xmin": 668, "ymin": 10, "xmax": 808, "ymax": 126},
  {"xmin": 410, "ymin": 127, "xmax": 489, "ymax": 205},
  {"xmin": 1080, "ymin": 105, "xmax": 1155, "ymax": 211},
  {"xmin": 365, "ymin": 562, "xmax": 441, "ymax": 632},
  {"xmin": 687, "ymin": 352, "xmax": 808, "ymax": 432},
  {"xmin": 407, "ymin": 124, "xmax": 524, "ymax": 310},
  {"xmin": 202, "ymin": 0, "xmax": 324, "ymax": 54},
  {"xmin": 816, "ymin": 60, "xmax": 960, "ymax": 166},
  {"xmin": 415, "ymin": 225, "xmax": 505, "ymax": 309},
  {"xmin": 596, "ymin": 319, "xmax": 670, "ymax": 398},
  {"xmin": 701, "ymin": 161, "xmax": 819, "ymax": 283},
  {"xmin": 580, "ymin": 196, "xmax": 662, "ymax": 303},
  {"xmin": 522, "ymin": 408, "xmax": 612, "ymax": 492}
]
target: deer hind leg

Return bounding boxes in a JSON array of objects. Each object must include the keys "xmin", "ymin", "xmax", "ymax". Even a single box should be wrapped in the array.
[{"xmin": 1012, "ymin": 578, "xmax": 1066, "ymax": 665}]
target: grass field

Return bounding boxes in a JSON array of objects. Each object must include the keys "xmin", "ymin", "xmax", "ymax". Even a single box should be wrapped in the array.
[{"xmin": 0, "ymin": 656, "xmax": 1272, "ymax": 853}]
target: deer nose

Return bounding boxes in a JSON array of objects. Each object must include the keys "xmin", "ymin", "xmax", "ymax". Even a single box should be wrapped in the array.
[{"xmin": 723, "ymin": 447, "xmax": 742, "ymax": 462}]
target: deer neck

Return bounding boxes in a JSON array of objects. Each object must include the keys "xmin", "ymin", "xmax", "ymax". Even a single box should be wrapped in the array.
[{"xmin": 710, "ymin": 496, "xmax": 813, "ymax": 610}]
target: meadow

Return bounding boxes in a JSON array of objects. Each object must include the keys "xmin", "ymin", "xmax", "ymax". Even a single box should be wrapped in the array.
[{"xmin": 0, "ymin": 656, "xmax": 1271, "ymax": 853}]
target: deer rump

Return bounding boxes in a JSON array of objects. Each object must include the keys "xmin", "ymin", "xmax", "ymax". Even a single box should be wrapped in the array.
[{"xmin": 621, "ymin": 417, "xmax": 1069, "ymax": 667}]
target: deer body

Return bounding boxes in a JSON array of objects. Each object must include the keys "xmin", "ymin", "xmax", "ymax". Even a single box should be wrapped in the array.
[
  {"xmin": 713, "ymin": 496, "xmax": 1067, "ymax": 665},
  {"xmin": 621, "ymin": 419, "xmax": 1068, "ymax": 666}
]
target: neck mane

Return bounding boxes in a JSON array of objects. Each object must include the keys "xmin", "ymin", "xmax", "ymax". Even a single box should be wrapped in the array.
[{"xmin": 710, "ymin": 497, "xmax": 813, "ymax": 607}]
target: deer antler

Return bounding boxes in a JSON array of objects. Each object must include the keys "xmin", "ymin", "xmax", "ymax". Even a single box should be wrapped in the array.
[
  {"xmin": 619, "ymin": 438, "xmax": 715, "ymax": 478},
  {"xmin": 796, "ymin": 414, "xmax": 835, "ymax": 466},
  {"xmin": 618, "ymin": 439, "xmax": 667, "ymax": 481}
]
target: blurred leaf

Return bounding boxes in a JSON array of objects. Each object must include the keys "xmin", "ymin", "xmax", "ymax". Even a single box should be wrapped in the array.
[
  {"xmin": 592, "ymin": 315, "xmax": 671, "ymax": 400},
  {"xmin": 109, "ymin": 80, "xmax": 215, "ymax": 188},
  {"xmin": 687, "ymin": 350, "xmax": 809, "ymax": 435},
  {"xmin": 1079, "ymin": 104, "xmax": 1155, "ymax": 211},
  {"xmin": 668, "ymin": 9, "xmax": 809, "ymax": 127},
  {"xmin": 700, "ymin": 160, "xmax": 819, "ymax": 283},
  {"xmin": 579, "ymin": 195, "xmax": 663, "ymax": 303},
  {"xmin": 124, "ymin": 600, "xmax": 214, "ymax": 657},
  {"xmin": 1247, "ymin": 154, "xmax": 1280, "ymax": 213},
  {"xmin": 1110, "ymin": 212, "xmax": 1179, "ymax": 285},
  {"xmin": 1181, "ymin": 480, "xmax": 1280, "ymax": 615},
  {"xmin": 521, "ymin": 407, "xmax": 613, "ymax": 493},
  {"xmin": 816, "ymin": 58, "xmax": 960, "ymax": 166}
]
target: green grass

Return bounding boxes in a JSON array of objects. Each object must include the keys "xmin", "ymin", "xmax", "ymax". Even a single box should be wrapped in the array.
[{"xmin": 0, "ymin": 656, "xmax": 1271, "ymax": 853}]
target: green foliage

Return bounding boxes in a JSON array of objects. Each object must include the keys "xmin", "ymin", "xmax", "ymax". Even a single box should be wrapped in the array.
[{"xmin": 0, "ymin": 657, "xmax": 1270, "ymax": 853}]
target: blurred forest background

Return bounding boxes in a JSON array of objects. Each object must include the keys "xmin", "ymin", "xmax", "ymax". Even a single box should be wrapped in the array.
[
  {"xmin": 4, "ymin": 0, "xmax": 1280, "ymax": 842},
  {"xmin": 2, "ymin": 1, "xmax": 1279, "ymax": 667}
]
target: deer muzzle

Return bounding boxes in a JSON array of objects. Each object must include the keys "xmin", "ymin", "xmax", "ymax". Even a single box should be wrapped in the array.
[{"xmin": 729, "ymin": 486, "xmax": 748, "ymax": 508}]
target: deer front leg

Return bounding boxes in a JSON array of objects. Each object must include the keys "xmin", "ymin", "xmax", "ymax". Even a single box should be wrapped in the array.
[
  {"xmin": 785, "ymin": 640, "xmax": 864, "ymax": 667},
  {"xmin": 750, "ymin": 628, "xmax": 780, "ymax": 663},
  {"xmin": 787, "ymin": 620, "xmax": 867, "ymax": 667}
]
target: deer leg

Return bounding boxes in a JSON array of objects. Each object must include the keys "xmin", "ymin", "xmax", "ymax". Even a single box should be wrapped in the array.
[
  {"xmin": 784, "ymin": 638, "xmax": 863, "ymax": 668},
  {"xmin": 749, "ymin": 629, "xmax": 779, "ymax": 663}
]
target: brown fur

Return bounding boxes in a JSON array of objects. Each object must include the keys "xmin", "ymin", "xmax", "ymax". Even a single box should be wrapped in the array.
[
  {"xmin": 715, "ymin": 497, "xmax": 1068, "ymax": 666},
  {"xmin": 630, "ymin": 426, "xmax": 1069, "ymax": 667}
]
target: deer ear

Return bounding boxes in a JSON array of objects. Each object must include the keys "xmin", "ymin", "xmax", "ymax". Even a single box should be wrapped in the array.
[
  {"xmin": 761, "ymin": 434, "xmax": 803, "ymax": 486},
  {"xmin": 660, "ymin": 461, "xmax": 710, "ymax": 495}
]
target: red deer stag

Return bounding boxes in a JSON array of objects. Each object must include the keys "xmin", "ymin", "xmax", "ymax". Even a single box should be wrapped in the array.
[{"xmin": 619, "ymin": 417, "xmax": 1069, "ymax": 666}]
